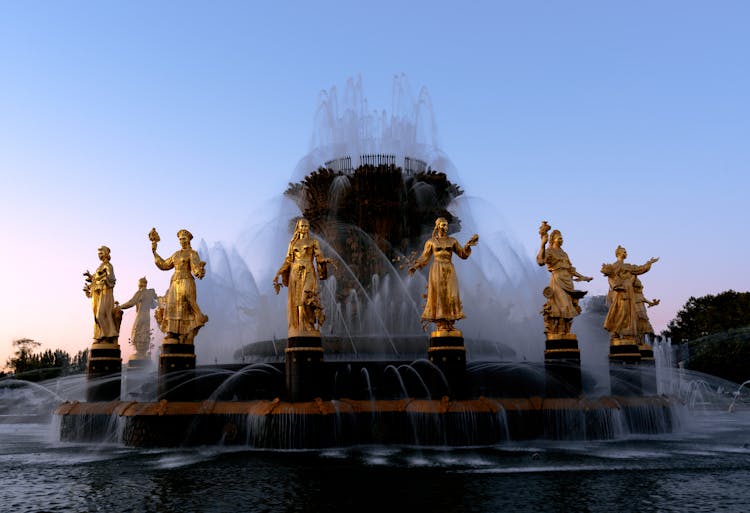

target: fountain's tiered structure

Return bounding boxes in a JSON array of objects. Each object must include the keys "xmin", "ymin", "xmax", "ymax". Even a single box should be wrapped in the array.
[
  {"xmin": 55, "ymin": 77, "xmax": 677, "ymax": 448},
  {"xmin": 56, "ymin": 157, "xmax": 675, "ymax": 448}
]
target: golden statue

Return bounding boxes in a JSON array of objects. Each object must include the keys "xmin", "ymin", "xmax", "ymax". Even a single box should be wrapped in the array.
[
  {"xmin": 83, "ymin": 246, "xmax": 121, "ymax": 343},
  {"xmin": 408, "ymin": 217, "xmax": 479, "ymax": 334},
  {"xmin": 634, "ymin": 276, "xmax": 660, "ymax": 342},
  {"xmin": 600, "ymin": 246, "xmax": 658, "ymax": 342},
  {"xmin": 536, "ymin": 222, "xmax": 592, "ymax": 337},
  {"xmin": 119, "ymin": 277, "xmax": 158, "ymax": 359},
  {"xmin": 150, "ymin": 228, "xmax": 208, "ymax": 344},
  {"xmin": 273, "ymin": 218, "xmax": 331, "ymax": 337}
]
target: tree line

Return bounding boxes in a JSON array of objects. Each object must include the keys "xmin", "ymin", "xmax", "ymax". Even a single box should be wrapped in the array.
[
  {"xmin": 3, "ymin": 338, "xmax": 88, "ymax": 381},
  {"xmin": 662, "ymin": 290, "xmax": 750, "ymax": 384}
]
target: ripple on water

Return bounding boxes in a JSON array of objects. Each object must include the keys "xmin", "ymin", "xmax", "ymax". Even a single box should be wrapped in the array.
[{"xmin": 460, "ymin": 463, "xmax": 627, "ymax": 474}]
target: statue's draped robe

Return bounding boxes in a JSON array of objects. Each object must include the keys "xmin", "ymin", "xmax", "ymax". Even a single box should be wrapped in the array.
[
  {"xmin": 91, "ymin": 262, "xmax": 118, "ymax": 340},
  {"xmin": 544, "ymin": 247, "xmax": 580, "ymax": 320},
  {"xmin": 154, "ymin": 249, "xmax": 206, "ymax": 336},
  {"xmin": 120, "ymin": 288, "xmax": 158, "ymax": 355},
  {"xmin": 601, "ymin": 261, "xmax": 651, "ymax": 338},
  {"xmin": 415, "ymin": 237, "xmax": 471, "ymax": 324},
  {"xmin": 633, "ymin": 278, "xmax": 655, "ymax": 337},
  {"xmin": 277, "ymin": 238, "xmax": 325, "ymax": 335}
]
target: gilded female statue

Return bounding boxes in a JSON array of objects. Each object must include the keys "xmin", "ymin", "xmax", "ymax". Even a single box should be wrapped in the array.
[
  {"xmin": 409, "ymin": 217, "xmax": 478, "ymax": 334},
  {"xmin": 536, "ymin": 222, "xmax": 592, "ymax": 336},
  {"xmin": 119, "ymin": 277, "xmax": 158, "ymax": 359},
  {"xmin": 633, "ymin": 276, "xmax": 660, "ymax": 342},
  {"xmin": 273, "ymin": 218, "xmax": 330, "ymax": 337},
  {"xmin": 83, "ymin": 245, "xmax": 121, "ymax": 343},
  {"xmin": 600, "ymin": 246, "xmax": 658, "ymax": 341},
  {"xmin": 150, "ymin": 228, "xmax": 208, "ymax": 344}
]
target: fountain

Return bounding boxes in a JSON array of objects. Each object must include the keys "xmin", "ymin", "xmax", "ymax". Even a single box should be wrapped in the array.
[{"xmin": 44, "ymin": 76, "xmax": 686, "ymax": 448}]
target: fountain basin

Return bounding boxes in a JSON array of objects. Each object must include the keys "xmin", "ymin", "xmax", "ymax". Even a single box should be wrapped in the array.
[{"xmin": 56, "ymin": 395, "xmax": 677, "ymax": 449}]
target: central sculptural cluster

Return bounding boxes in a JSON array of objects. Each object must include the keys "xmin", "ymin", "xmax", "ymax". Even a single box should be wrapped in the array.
[
  {"xmin": 269, "ymin": 215, "xmax": 480, "ymax": 340},
  {"xmin": 81, "ymin": 215, "xmax": 661, "ymax": 397}
]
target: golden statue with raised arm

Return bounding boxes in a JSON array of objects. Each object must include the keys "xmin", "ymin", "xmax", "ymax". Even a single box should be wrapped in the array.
[
  {"xmin": 409, "ymin": 217, "xmax": 479, "ymax": 335},
  {"xmin": 273, "ymin": 218, "xmax": 331, "ymax": 337},
  {"xmin": 83, "ymin": 245, "xmax": 121, "ymax": 343},
  {"xmin": 536, "ymin": 222, "xmax": 592, "ymax": 337},
  {"xmin": 150, "ymin": 228, "xmax": 208, "ymax": 344},
  {"xmin": 119, "ymin": 277, "xmax": 158, "ymax": 360},
  {"xmin": 600, "ymin": 246, "xmax": 659, "ymax": 342}
]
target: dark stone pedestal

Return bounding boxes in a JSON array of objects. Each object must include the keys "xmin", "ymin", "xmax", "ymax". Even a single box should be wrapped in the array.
[
  {"xmin": 124, "ymin": 358, "xmax": 153, "ymax": 398},
  {"xmin": 127, "ymin": 358, "xmax": 151, "ymax": 369},
  {"xmin": 609, "ymin": 338, "xmax": 642, "ymax": 364},
  {"xmin": 158, "ymin": 341, "xmax": 196, "ymax": 401},
  {"xmin": 285, "ymin": 336, "xmax": 325, "ymax": 402},
  {"xmin": 639, "ymin": 344, "xmax": 657, "ymax": 395},
  {"xmin": 543, "ymin": 334, "xmax": 582, "ymax": 397},
  {"xmin": 86, "ymin": 342, "xmax": 122, "ymax": 402},
  {"xmin": 428, "ymin": 332, "xmax": 466, "ymax": 399},
  {"xmin": 609, "ymin": 338, "xmax": 643, "ymax": 396}
]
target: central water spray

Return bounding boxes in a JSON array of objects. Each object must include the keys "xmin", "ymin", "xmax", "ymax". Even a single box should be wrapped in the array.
[{"xmin": 195, "ymin": 76, "xmax": 547, "ymax": 364}]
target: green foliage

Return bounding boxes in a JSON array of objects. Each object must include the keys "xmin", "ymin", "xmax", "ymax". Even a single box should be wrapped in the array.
[
  {"xmin": 687, "ymin": 328, "xmax": 750, "ymax": 384},
  {"xmin": 5, "ymin": 338, "xmax": 88, "ymax": 381},
  {"xmin": 662, "ymin": 290, "xmax": 750, "ymax": 342},
  {"xmin": 6, "ymin": 338, "xmax": 41, "ymax": 375},
  {"xmin": 70, "ymin": 349, "xmax": 89, "ymax": 373}
]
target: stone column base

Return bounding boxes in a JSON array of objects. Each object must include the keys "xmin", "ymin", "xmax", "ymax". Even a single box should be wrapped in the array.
[
  {"xmin": 609, "ymin": 337, "xmax": 642, "ymax": 364},
  {"xmin": 158, "ymin": 340, "xmax": 196, "ymax": 401},
  {"xmin": 86, "ymin": 342, "xmax": 122, "ymax": 402},
  {"xmin": 127, "ymin": 358, "xmax": 151, "ymax": 369},
  {"xmin": 609, "ymin": 338, "xmax": 643, "ymax": 396},
  {"xmin": 428, "ymin": 330, "xmax": 466, "ymax": 399},
  {"xmin": 543, "ymin": 334, "xmax": 582, "ymax": 398},
  {"xmin": 286, "ymin": 336, "xmax": 325, "ymax": 402},
  {"xmin": 638, "ymin": 344, "xmax": 657, "ymax": 394}
]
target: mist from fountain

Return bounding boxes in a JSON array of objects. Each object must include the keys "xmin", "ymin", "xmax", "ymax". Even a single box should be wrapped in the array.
[
  {"xmin": 0, "ymin": 373, "xmax": 88, "ymax": 422},
  {"xmin": 192, "ymin": 76, "xmax": 548, "ymax": 367}
]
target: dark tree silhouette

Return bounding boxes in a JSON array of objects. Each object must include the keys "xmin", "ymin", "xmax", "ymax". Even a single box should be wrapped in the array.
[{"xmin": 662, "ymin": 290, "xmax": 750, "ymax": 342}]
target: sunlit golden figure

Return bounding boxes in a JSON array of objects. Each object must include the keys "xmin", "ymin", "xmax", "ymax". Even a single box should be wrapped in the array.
[
  {"xmin": 273, "ymin": 218, "xmax": 331, "ymax": 337},
  {"xmin": 83, "ymin": 245, "xmax": 120, "ymax": 343},
  {"xmin": 634, "ymin": 276, "xmax": 660, "ymax": 342},
  {"xmin": 119, "ymin": 277, "xmax": 158, "ymax": 359},
  {"xmin": 150, "ymin": 228, "xmax": 208, "ymax": 344},
  {"xmin": 600, "ymin": 246, "xmax": 658, "ymax": 341},
  {"xmin": 409, "ymin": 217, "xmax": 478, "ymax": 334},
  {"xmin": 536, "ymin": 222, "xmax": 592, "ymax": 336}
]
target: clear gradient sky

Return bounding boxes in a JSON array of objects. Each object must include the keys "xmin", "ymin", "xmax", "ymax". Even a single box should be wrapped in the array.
[{"xmin": 2, "ymin": 1, "xmax": 749, "ymax": 366}]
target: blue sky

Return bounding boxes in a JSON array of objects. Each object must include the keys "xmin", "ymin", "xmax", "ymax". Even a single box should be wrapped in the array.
[{"xmin": 2, "ymin": 1, "xmax": 749, "ymax": 364}]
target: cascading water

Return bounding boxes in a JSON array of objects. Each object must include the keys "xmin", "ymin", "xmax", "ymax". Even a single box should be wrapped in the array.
[{"xmin": 653, "ymin": 335, "xmax": 676, "ymax": 395}]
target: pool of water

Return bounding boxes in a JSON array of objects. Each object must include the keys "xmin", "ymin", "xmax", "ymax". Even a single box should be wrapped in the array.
[{"xmin": 1, "ymin": 410, "xmax": 749, "ymax": 512}]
